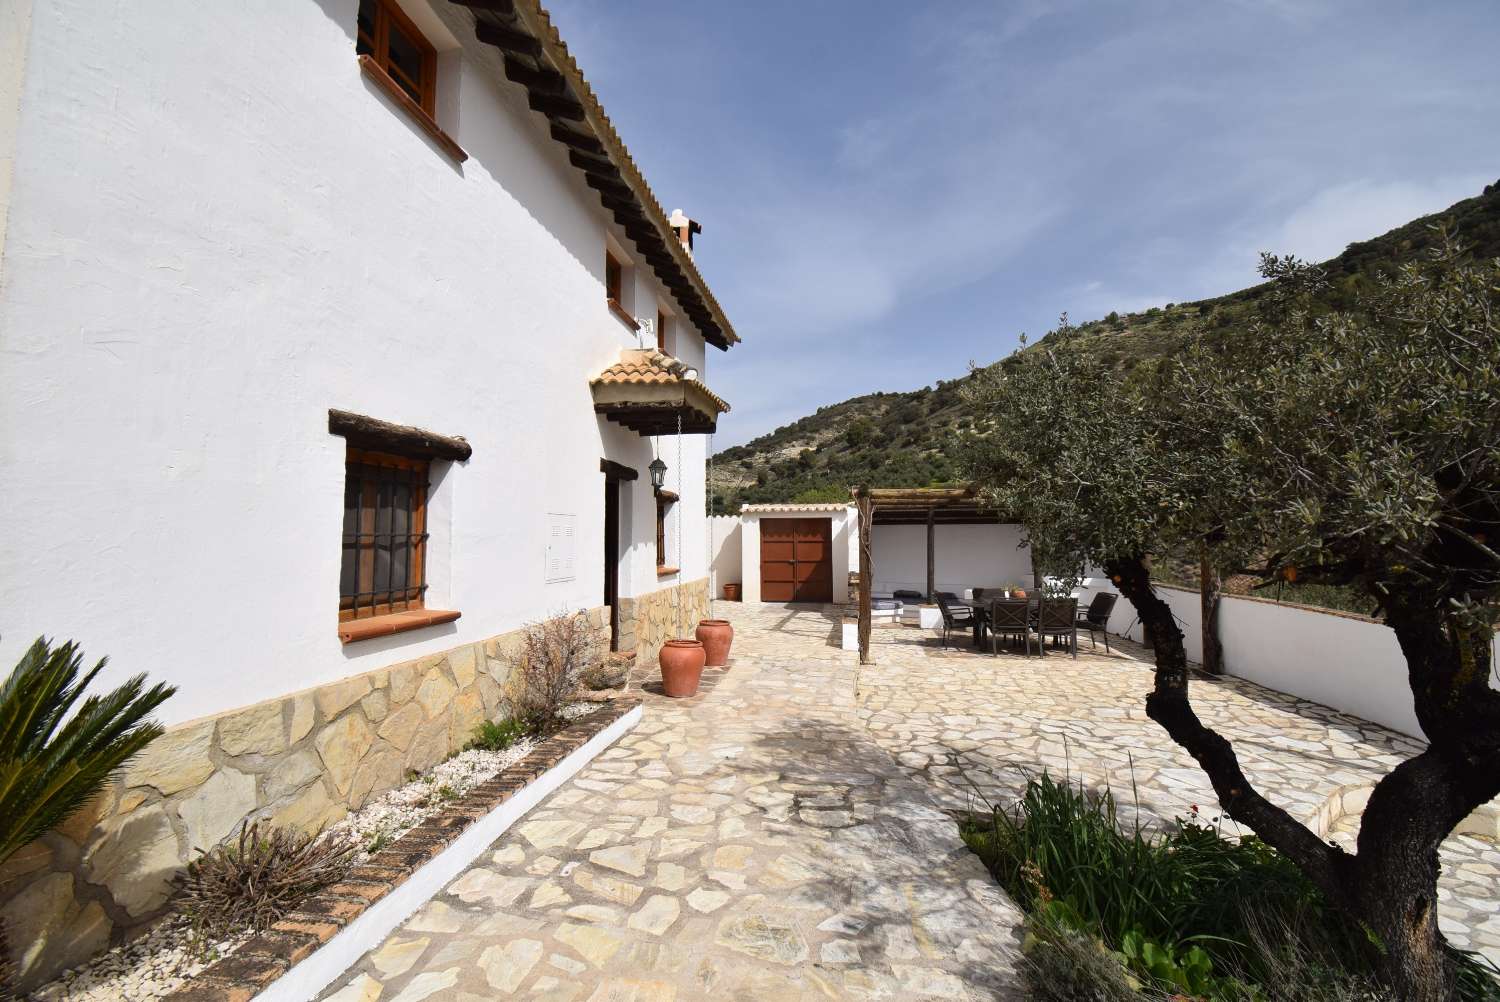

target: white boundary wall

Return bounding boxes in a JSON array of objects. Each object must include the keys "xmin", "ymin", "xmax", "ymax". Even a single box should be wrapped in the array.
[
  {"xmin": 871, "ymin": 523, "xmax": 1032, "ymax": 596},
  {"xmin": 1078, "ymin": 581, "xmax": 1500, "ymax": 740},
  {"xmin": 707, "ymin": 514, "xmax": 741, "ymax": 595}
]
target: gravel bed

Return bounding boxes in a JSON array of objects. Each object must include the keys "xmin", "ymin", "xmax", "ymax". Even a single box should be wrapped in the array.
[
  {"xmin": 25, "ymin": 711, "xmax": 596, "ymax": 1000},
  {"xmin": 28, "ymin": 917, "xmax": 246, "ymax": 1001}
]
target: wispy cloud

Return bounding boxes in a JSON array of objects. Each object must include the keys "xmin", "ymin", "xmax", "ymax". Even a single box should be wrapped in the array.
[{"xmin": 548, "ymin": 0, "xmax": 1500, "ymax": 447}]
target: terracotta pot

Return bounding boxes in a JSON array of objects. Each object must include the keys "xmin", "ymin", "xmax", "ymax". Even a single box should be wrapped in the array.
[
  {"xmin": 723, "ymin": 583, "xmax": 741, "ymax": 602},
  {"xmin": 1012, "ymin": 589, "xmax": 1028, "ymax": 599},
  {"xmin": 696, "ymin": 619, "xmax": 734, "ymax": 667},
  {"xmin": 659, "ymin": 639, "xmax": 706, "ymax": 698}
]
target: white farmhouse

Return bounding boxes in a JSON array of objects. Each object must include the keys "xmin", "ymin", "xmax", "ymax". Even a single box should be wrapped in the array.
[{"xmin": 0, "ymin": 0, "xmax": 736, "ymax": 984}]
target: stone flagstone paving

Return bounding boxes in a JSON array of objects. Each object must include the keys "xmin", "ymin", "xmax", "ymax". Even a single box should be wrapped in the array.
[
  {"xmin": 319, "ymin": 603, "xmax": 1499, "ymax": 1001},
  {"xmin": 318, "ymin": 605, "xmax": 1025, "ymax": 1002}
]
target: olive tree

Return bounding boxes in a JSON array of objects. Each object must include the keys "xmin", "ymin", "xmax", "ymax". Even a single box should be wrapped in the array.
[{"xmin": 962, "ymin": 239, "xmax": 1500, "ymax": 1001}]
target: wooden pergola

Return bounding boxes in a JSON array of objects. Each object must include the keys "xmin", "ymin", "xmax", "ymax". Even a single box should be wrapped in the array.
[{"xmin": 851, "ymin": 485, "xmax": 1008, "ymax": 665}]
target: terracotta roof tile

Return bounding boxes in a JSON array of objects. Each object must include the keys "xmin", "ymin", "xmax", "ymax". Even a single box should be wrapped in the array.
[{"xmin": 590, "ymin": 350, "xmax": 731, "ymax": 414}]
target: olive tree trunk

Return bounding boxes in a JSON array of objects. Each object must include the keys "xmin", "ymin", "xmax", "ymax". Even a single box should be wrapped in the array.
[
  {"xmin": 1103, "ymin": 556, "xmax": 1500, "ymax": 1001},
  {"xmin": 1199, "ymin": 549, "xmax": 1223, "ymax": 675}
]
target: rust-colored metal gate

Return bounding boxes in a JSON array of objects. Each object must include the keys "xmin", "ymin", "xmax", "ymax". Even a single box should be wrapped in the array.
[{"xmin": 760, "ymin": 517, "xmax": 833, "ymax": 603}]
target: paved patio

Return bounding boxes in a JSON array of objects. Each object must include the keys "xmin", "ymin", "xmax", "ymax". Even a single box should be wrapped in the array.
[{"xmin": 317, "ymin": 604, "xmax": 1499, "ymax": 1002}]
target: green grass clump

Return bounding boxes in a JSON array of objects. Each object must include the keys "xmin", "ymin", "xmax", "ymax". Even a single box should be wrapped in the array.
[
  {"xmin": 961, "ymin": 772, "xmax": 1499, "ymax": 1001},
  {"xmin": 467, "ymin": 716, "xmax": 533, "ymax": 752}
]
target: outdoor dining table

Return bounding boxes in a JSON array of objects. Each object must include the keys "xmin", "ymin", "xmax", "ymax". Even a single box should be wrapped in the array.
[{"xmin": 951, "ymin": 596, "xmax": 1041, "ymax": 650}]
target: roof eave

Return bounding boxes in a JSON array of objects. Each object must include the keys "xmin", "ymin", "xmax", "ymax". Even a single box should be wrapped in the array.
[{"xmin": 452, "ymin": 0, "xmax": 739, "ymax": 351}]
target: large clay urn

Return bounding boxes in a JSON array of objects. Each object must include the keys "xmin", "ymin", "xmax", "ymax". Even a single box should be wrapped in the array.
[
  {"xmin": 659, "ymin": 639, "xmax": 706, "ymax": 698},
  {"xmin": 696, "ymin": 619, "xmax": 734, "ymax": 668}
]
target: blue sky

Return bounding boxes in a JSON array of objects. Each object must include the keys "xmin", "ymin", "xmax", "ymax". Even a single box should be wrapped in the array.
[{"xmin": 548, "ymin": 0, "xmax": 1500, "ymax": 448}]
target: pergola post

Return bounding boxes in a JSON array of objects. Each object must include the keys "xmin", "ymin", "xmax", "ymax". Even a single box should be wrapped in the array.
[
  {"xmin": 925, "ymin": 507, "xmax": 936, "ymax": 601},
  {"xmin": 855, "ymin": 486, "xmax": 873, "ymax": 665}
]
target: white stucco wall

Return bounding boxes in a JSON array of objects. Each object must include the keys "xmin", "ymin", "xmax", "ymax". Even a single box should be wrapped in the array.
[
  {"xmin": 739, "ymin": 508, "xmax": 856, "ymax": 605},
  {"xmin": 870, "ymin": 523, "xmax": 1032, "ymax": 596},
  {"xmin": 707, "ymin": 514, "xmax": 741, "ymax": 595},
  {"xmin": 1076, "ymin": 582, "xmax": 1500, "ymax": 740},
  {"xmin": 0, "ymin": 0, "xmax": 724, "ymax": 725}
]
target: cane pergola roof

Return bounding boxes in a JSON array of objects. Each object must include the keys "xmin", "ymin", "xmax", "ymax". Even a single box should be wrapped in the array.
[{"xmin": 855, "ymin": 486, "xmax": 1008, "ymax": 525}]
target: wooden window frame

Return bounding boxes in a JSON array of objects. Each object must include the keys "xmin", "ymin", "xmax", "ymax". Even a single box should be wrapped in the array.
[
  {"xmin": 357, "ymin": 0, "xmax": 437, "ymax": 116},
  {"xmin": 655, "ymin": 489, "xmax": 678, "ymax": 574},
  {"xmin": 340, "ymin": 447, "xmax": 431, "ymax": 625},
  {"xmin": 354, "ymin": 0, "xmax": 467, "ymax": 162},
  {"xmin": 605, "ymin": 251, "xmax": 640, "ymax": 331}
]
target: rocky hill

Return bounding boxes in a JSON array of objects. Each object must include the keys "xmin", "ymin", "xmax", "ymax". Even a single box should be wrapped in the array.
[{"xmin": 711, "ymin": 179, "xmax": 1500, "ymax": 511}]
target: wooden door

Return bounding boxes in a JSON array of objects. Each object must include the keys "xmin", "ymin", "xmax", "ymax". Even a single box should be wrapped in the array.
[
  {"xmin": 760, "ymin": 517, "xmax": 833, "ymax": 603},
  {"xmin": 603, "ymin": 477, "xmax": 620, "ymax": 650}
]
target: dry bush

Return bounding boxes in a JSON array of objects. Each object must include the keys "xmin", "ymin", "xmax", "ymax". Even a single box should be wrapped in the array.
[
  {"xmin": 505, "ymin": 610, "xmax": 601, "ymax": 730},
  {"xmin": 176, "ymin": 821, "xmax": 356, "ymax": 940},
  {"xmin": 579, "ymin": 656, "xmax": 629, "ymax": 692}
]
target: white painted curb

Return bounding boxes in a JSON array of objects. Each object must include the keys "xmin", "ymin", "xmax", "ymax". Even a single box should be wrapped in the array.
[{"xmin": 253, "ymin": 703, "xmax": 643, "ymax": 1002}]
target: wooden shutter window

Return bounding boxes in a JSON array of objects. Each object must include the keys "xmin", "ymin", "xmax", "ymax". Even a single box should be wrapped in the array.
[
  {"xmin": 606, "ymin": 253, "xmax": 623, "ymax": 304},
  {"xmin": 655, "ymin": 490, "xmax": 678, "ymax": 574},
  {"xmin": 356, "ymin": 0, "xmax": 437, "ymax": 116},
  {"xmin": 340, "ymin": 448, "xmax": 430, "ymax": 622}
]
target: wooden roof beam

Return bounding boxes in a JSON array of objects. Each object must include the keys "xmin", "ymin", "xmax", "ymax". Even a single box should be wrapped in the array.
[
  {"xmin": 452, "ymin": 0, "xmax": 514, "ymax": 12},
  {"xmin": 503, "ymin": 56, "xmax": 567, "ymax": 93},
  {"xmin": 528, "ymin": 91, "xmax": 586, "ymax": 121},
  {"xmin": 550, "ymin": 123, "xmax": 606, "ymax": 155},
  {"xmin": 474, "ymin": 21, "xmax": 541, "ymax": 57}
]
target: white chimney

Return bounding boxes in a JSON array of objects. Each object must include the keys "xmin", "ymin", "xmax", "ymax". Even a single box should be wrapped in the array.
[{"xmin": 668, "ymin": 209, "xmax": 701, "ymax": 257}]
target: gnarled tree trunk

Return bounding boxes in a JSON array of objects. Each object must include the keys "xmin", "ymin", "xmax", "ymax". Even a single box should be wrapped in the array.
[{"xmin": 1104, "ymin": 556, "xmax": 1500, "ymax": 1001}]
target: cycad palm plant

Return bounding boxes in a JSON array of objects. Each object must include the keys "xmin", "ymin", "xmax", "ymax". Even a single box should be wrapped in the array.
[
  {"xmin": 0, "ymin": 636, "xmax": 175, "ymax": 866},
  {"xmin": 1, "ymin": 637, "xmax": 174, "ymax": 994}
]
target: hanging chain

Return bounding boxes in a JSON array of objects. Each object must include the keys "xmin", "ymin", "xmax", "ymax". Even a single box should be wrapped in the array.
[
  {"xmin": 707, "ymin": 432, "xmax": 715, "ymax": 621},
  {"xmin": 675, "ymin": 409, "xmax": 684, "ymax": 638}
]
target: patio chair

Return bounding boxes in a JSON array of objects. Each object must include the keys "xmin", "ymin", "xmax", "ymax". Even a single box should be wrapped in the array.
[
  {"xmin": 1077, "ymin": 593, "xmax": 1117, "ymax": 652},
  {"xmin": 1037, "ymin": 598, "xmax": 1079, "ymax": 658},
  {"xmin": 987, "ymin": 598, "xmax": 1034, "ymax": 656},
  {"xmin": 935, "ymin": 594, "xmax": 974, "ymax": 648}
]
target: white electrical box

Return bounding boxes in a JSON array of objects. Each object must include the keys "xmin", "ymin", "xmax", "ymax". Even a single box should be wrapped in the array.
[{"xmin": 545, "ymin": 513, "xmax": 576, "ymax": 583}]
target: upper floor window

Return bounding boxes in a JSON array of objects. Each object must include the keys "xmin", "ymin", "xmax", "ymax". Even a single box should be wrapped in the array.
[
  {"xmin": 605, "ymin": 251, "xmax": 640, "ymax": 331},
  {"xmin": 657, "ymin": 310, "xmax": 673, "ymax": 357},
  {"xmin": 606, "ymin": 252, "xmax": 624, "ymax": 306},
  {"xmin": 341, "ymin": 448, "xmax": 430, "ymax": 622},
  {"xmin": 357, "ymin": 0, "xmax": 437, "ymax": 116}
]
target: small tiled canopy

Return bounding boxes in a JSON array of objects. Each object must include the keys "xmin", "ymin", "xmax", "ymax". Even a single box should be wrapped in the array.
[{"xmin": 590, "ymin": 349, "xmax": 730, "ymax": 435}]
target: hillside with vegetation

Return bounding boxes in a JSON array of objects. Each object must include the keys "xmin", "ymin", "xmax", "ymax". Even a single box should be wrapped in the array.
[{"xmin": 711, "ymin": 177, "xmax": 1500, "ymax": 512}]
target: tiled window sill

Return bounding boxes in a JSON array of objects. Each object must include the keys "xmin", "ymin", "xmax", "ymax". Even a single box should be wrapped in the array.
[
  {"xmin": 358, "ymin": 55, "xmax": 467, "ymax": 164},
  {"xmin": 339, "ymin": 609, "xmax": 461, "ymax": 644},
  {"xmin": 607, "ymin": 298, "xmax": 641, "ymax": 331},
  {"xmin": 656, "ymin": 566, "xmax": 680, "ymax": 578}
]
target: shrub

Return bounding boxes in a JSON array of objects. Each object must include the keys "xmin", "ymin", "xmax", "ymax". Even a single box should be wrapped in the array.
[
  {"xmin": 1, "ymin": 637, "xmax": 175, "ymax": 866},
  {"xmin": 1020, "ymin": 912, "xmax": 1154, "ymax": 1002},
  {"xmin": 177, "ymin": 821, "xmax": 356, "ymax": 940},
  {"xmin": 467, "ymin": 716, "xmax": 532, "ymax": 752},
  {"xmin": 504, "ymin": 610, "xmax": 601, "ymax": 732},
  {"xmin": 962, "ymin": 772, "xmax": 1498, "ymax": 1000},
  {"xmin": 1, "ymin": 636, "xmax": 174, "ymax": 996},
  {"xmin": 579, "ymin": 657, "xmax": 629, "ymax": 692}
]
